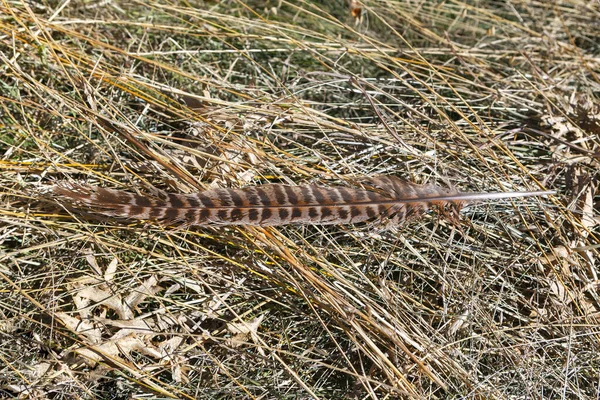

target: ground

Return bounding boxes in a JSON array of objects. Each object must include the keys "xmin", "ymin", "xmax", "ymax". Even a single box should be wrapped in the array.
[{"xmin": 0, "ymin": 0, "xmax": 599, "ymax": 399}]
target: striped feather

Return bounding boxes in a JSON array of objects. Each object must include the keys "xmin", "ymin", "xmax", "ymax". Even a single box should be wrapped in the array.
[{"xmin": 52, "ymin": 176, "xmax": 554, "ymax": 227}]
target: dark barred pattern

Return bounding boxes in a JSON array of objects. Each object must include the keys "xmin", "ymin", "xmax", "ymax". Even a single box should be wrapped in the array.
[{"xmin": 52, "ymin": 176, "xmax": 553, "ymax": 227}]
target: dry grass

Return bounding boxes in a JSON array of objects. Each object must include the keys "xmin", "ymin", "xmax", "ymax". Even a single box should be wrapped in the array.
[{"xmin": 1, "ymin": 0, "xmax": 599, "ymax": 398}]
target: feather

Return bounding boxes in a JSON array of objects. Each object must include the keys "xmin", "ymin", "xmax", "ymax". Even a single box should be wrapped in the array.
[{"xmin": 52, "ymin": 176, "xmax": 554, "ymax": 227}]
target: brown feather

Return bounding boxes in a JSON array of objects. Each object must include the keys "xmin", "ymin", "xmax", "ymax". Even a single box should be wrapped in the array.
[{"xmin": 52, "ymin": 176, "xmax": 554, "ymax": 227}]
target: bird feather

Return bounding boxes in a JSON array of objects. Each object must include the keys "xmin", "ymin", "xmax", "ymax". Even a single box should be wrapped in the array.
[{"xmin": 52, "ymin": 176, "xmax": 554, "ymax": 227}]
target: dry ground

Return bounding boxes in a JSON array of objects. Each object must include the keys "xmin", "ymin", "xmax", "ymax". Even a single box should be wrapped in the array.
[{"xmin": 0, "ymin": 0, "xmax": 599, "ymax": 398}]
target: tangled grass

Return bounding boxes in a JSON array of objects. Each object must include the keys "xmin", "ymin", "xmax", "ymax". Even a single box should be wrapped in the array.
[{"xmin": 0, "ymin": 0, "xmax": 598, "ymax": 398}]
